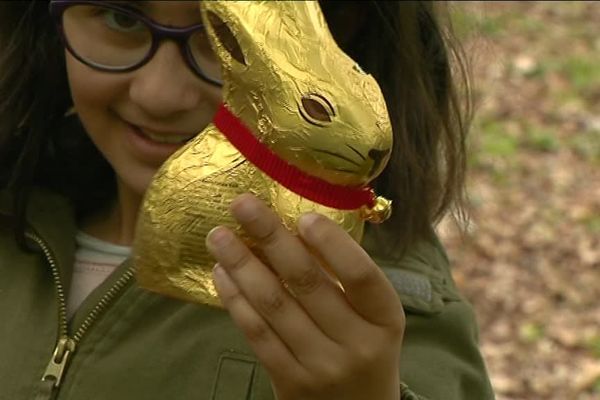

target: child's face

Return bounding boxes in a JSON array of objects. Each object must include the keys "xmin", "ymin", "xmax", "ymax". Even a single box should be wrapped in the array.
[{"xmin": 65, "ymin": 1, "xmax": 222, "ymax": 199}]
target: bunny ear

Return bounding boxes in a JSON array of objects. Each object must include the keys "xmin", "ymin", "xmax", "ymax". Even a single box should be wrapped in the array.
[{"xmin": 204, "ymin": 10, "xmax": 247, "ymax": 67}]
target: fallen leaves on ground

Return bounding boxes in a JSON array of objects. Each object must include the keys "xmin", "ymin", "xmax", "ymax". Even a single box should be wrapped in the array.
[{"xmin": 440, "ymin": 2, "xmax": 600, "ymax": 399}]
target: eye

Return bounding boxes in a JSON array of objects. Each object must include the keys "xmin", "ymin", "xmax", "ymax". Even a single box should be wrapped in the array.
[
  {"xmin": 299, "ymin": 93, "xmax": 335, "ymax": 126},
  {"xmin": 102, "ymin": 9, "xmax": 145, "ymax": 33},
  {"xmin": 302, "ymin": 98, "xmax": 331, "ymax": 122},
  {"xmin": 206, "ymin": 11, "xmax": 247, "ymax": 66}
]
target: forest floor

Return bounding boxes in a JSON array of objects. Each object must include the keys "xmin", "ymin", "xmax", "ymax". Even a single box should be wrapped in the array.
[{"xmin": 440, "ymin": 2, "xmax": 600, "ymax": 399}]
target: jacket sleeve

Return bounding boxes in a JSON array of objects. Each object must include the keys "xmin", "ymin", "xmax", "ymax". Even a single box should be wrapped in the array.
[{"xmin": 366, "ymin": 234, "xmax": 496, "ymax": 400}]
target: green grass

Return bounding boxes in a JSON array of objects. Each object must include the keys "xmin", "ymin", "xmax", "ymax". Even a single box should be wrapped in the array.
[
  {"xmin": 450, "ymin": 7, "xmax": 515, "ymax": 40},
  {"xmin": 519, "ymin": 322, "xmax": 545, "ymax": 343},
  {"xmin": 516, "ymin": 15, "xmax": 545, "ymax": 35},
  {"xmin": 450, "ymin": 7, "xmax": 481, "ymax": 41},
  {"xmin": 584, "ymin": 216, "xmax": 600, "ymax": 234},
  {"xmin": 522, "ymin": 126, "xmax": 560, "ymax": 153},
  {"xmin": 594, "ymin": 379, "xmax": 600, "ymax": 394},
  {"xmin": 560, "ymin": 57, "xmax": 600, "ymax": 91},
  {"xmin": 477, "ymin": 11, "xmax": 545, "ymax": 38},
  {"xmin": 477, "ymin": 120, "xmax": 519, "ymax": 157},
  {"xmin": 468, "ymin": 119, "xmax": 520, "ymax": 183},
  {"xmin": 479, "ymin": 15, "xmax": 504, "ymax": 37},
  {"xmin": 569, "ymin": 130, "xmax": 600, "ymax": 163},
  {"xmin": 585, "ymin": 335, "xmax": 600, "ymax": 358}
]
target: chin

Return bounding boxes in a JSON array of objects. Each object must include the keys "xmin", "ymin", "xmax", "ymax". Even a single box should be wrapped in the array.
[{"xmin": 118, "ymin": 167, "xmax": 160, "ymax": 205}]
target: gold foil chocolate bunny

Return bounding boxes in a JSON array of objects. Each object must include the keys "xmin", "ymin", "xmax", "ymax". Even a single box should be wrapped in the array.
[{"xmin": 133, "ymin": 1, "xmax": 393, "ymax": 307}]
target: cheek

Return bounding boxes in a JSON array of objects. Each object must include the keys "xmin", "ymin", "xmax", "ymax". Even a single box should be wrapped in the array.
[
  {"xmin": 65, "ymin": 53, "xmax": 126, "ymax": 139},
  {"xmin": 65, "ymin": 53, "xmax": 133, "ymax": 181}
]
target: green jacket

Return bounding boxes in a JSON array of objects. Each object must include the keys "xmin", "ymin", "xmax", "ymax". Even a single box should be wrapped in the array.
[{"xmin": 0, "ymin": 189, "xmax": 494, "ymax": 400}]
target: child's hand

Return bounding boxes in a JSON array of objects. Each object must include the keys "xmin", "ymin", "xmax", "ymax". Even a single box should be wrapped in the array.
[{"xmin": 206, "ymin": 193, "xmax": 405, "ymax": 400}]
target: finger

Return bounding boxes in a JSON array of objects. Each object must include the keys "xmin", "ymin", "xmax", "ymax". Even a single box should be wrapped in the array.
[
  {"xmin": 206, "ymin": 225, "xmax": 337, "ymax": 363},
  {"xmin": 212, "ymin": 264, "xmax": 306, "ymax": 381},
  {"xmin": 229, "ymin": 193, "xmax": 361, "ymax": 342},
  {"xmin": 297, "ymin": 213, "xmax": 404, "ymax": 328}
]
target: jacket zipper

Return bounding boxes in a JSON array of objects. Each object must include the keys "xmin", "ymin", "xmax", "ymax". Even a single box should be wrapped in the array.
[{"xmin": 26, "ymin": 231, "xmax": 135, "ymax": 397}]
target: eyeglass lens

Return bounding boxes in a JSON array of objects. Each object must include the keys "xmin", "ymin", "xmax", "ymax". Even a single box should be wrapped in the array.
[{"xmin": 62, "ymin": 4, "xmax": 221, "ymax": 80}]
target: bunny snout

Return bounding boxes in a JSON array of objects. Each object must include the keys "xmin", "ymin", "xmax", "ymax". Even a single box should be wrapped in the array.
[
  {"xmin": 365, "ymin": 148, "xmax": 387, "ymax": 177},
  {"xmin": 307, "ymin": 144, "xmax": 390, "ymax": 184}
]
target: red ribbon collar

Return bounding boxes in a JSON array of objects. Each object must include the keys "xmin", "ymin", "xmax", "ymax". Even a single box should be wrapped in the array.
[{"xmin": 213, "ymin": 103, "xmax": 376, "ymax": 210}]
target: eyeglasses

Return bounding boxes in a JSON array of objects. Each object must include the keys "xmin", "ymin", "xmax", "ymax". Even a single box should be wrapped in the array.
[{"xmin": 49, "ymin": 0, "xmax": 223, "ymax": 87}]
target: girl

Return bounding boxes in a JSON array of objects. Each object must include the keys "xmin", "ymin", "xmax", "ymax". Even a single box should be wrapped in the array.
[{"xmin": 0, "ymin": 1, "xmax": 494, "ymax": 399}]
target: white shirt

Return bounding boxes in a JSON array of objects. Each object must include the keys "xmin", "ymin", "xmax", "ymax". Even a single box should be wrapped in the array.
[{"xmin": 66, "ymin": 231, "xmax": 131, "ymax": 320}]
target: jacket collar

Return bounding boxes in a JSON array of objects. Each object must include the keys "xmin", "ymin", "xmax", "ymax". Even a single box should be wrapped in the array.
[{"xmin": 0, "ymin": 188, "xmax": 77, "ymax": 290}]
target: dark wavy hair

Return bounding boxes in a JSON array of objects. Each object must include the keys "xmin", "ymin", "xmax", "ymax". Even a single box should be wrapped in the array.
[{"xmin": 0, "ymin": 1, "xmax": 471, "ymax": 254}]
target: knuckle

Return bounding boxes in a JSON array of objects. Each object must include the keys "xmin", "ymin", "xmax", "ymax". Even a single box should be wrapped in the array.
[
  {"xmin": 219, "ymin": 283, "xmax": 243, "ymax": 306},
  {"xmin": 352, "ymin": 343, "xmax": 380, "ymax": 365},
  {"xmin": 254, "ymin": 218, "xmax": 281, "ymax": 249},
  {"xmin": 228, "ymin": 245, "xmax": 254, "ymax": 272},
  {"xmin": 302, "ymin": 215, "xmax": 331, "ymax": 243},
  {"xmin": 286, "ymin": 266, "xmax": 323, "ymax": 296},
  {"xmin": 389, "ymin": 309, "xmax": 406, "ymax": 335},
  {"xmin": 314, "ymin": 362, "xmax": 345, "ymax": 389},
  {"xmin": 244, "ymin": 320, "xmax": 271, "ymax": 343},
  {"xmin": 346, "ymin": 263, "xmax": 377, "ymax": 287},
  {"xmin": 289, "ymin": 372, "xmax": 314, "ymax": 394},
  {"xmin": 382, "ymin": 300, "xmax": 406, "ymax": 336},
  {"xmin": 256, "ymin": 288, "xmax": 287, "ymax": 316}
]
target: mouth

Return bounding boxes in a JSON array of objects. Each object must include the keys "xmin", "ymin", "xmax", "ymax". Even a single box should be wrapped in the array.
[
  {"xmin": 121, "ymin": 117, "xmax": 200, "ymax": 164},
  {"xmin": 309, "ymin": 147, "xmax": 363, "ymax": 172},
  {"xmin": 130, "ymin": 124, "xmax": 197, "ymax": 145}
]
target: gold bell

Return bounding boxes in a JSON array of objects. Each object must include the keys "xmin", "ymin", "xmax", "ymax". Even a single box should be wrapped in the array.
[{"xmin": 360, "ymin": 196, "xmax": 392, "ymax": 224}]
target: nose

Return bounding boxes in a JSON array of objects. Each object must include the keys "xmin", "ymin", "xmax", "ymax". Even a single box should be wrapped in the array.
[
  {"xmin": 129, "ymin": 41, "xmax": 202, "ymax": 118},
  {"xmin": 368, "ymin": 148, "xmax": 390, "ymax": 175}
]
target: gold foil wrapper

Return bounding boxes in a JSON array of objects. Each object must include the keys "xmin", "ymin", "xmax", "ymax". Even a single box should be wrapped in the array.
[{"xmin": 133, "ymin": 1, "xmax": 393, "ymax": 307}]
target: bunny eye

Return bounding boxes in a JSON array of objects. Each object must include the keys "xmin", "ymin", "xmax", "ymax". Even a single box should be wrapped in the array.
[
  {"xmin": 299, "ymin": 94, "xmax": 335, "ymax": 126},
  {"xmin": 302, "ymin": 98, "xmax": 330, "ymax": 122}
]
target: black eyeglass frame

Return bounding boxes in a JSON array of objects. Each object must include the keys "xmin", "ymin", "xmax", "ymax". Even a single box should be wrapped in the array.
[{"xmin": 49, "ymin": 0, "xmax": 223, "ymax": 87}]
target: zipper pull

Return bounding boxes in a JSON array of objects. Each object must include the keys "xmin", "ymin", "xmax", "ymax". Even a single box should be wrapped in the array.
[{"xmin": 41, "ymin": 336, "xmax": 76, "ymax": 388}]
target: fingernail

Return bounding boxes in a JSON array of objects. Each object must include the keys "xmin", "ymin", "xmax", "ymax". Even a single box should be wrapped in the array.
[{"xmin": 206, "ymin": 226, "xmax": 232, "ymax": 248}]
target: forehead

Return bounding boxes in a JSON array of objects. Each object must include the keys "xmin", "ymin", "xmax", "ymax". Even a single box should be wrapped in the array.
[{"xmin": 116, "ymin": 1, "xmax": 201, "ymax": 26}]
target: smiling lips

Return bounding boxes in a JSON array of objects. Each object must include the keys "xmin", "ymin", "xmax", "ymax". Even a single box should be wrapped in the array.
[{"xmin": 130, "ymin": 123, "xmax": 197, "ymax": 145}]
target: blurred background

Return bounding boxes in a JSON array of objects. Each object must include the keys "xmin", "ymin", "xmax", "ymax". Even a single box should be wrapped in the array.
[{"xmin": 440, "ymin": 2, "xmax": 599, "ymax": 399}]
